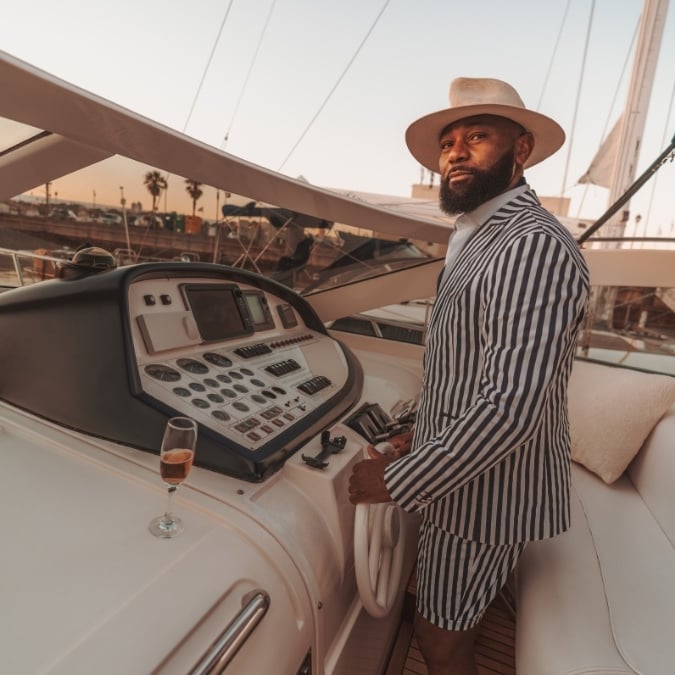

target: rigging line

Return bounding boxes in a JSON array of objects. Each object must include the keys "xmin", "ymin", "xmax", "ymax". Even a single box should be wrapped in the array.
[
  {"xmin": 183, "ymin": 0, "xmax": 235, "ymax": 135},
  {"xmin": 277, "ymin": 0, "xmax": 391, "ymax": 172},
  {"xmin": 162, "ymin": 2, "xmax": 234, "ymax": 190},
  {"xmin": 598, "ymin": 23, "xmax": 638, "ymax": 144},
  {"xmin": 642, "ymin": 79, "xmax": 675, "ymax": 239},
  {"xmin": 572, "ymin": 18, "xmax": 638, "ymax": 216},
  {"xmin": 576, "ymin": 134, "xmax": 675, "ymax": 245},
  {"xmin": 222, "ymin": 0, "xmax": 278, "ymax": 150},
  {"xmin": 559, "ymin": 0, "xmax": 595, "ymax": 208},
  {"xmin": 536, "ymin": 0, "xmax": 571, "ymax": 110}
]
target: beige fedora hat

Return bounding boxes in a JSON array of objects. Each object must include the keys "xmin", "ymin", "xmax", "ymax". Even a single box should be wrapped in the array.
[{"xmin": 405, "ymin": 77, "xmax": 565, "ymax": 172}]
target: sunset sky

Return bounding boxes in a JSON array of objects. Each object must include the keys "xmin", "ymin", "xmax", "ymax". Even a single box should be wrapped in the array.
[{"xmin": 2, "ymin": 0, "xmax": 673, "ymax": 235}]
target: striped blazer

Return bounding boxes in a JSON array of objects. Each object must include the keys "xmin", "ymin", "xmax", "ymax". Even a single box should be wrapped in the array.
[{"xmin": 384, "ymin": 188, "xmax": 589, "ymax": 545}]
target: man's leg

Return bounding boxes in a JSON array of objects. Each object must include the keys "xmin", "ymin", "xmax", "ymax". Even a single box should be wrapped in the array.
[
  {"xmin": 414, "ymin": 522, "xmax": 526, "ymax": 674},
  {"xmin": 413, "ymin": 611, "xmax": 479, "ymax": 675}
]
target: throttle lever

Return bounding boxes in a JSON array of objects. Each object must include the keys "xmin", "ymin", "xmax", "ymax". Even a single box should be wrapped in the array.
[{"xmin": 302, "ymin": 430, "xmax": 347, "ymax": 469}]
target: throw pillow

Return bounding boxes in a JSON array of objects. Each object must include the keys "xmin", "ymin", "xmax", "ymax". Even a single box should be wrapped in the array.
[{"xmin": 568, "ymin": 360, "xmax": 675, "ymax": 484}]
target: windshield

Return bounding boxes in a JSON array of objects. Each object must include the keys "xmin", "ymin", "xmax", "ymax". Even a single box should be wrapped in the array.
[
  {"xmin": 0, "ymin": 111, "xmax": 436, "ymax": 293},
  {"xmin": 1, "ymin": 114, "xmax": 674, "ymax": 378}
]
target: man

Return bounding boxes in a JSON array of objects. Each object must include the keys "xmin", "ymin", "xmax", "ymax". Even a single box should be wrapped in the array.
[{"xmin": 348, "ymin": 77, "xmax": 589, "ymax": 674}]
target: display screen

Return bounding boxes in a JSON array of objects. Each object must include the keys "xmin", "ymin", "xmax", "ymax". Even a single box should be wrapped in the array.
[
  {"xmin": 183, "ymin": 284, "xmax": 253, "ymax": 341},
  {"xmin": 244, "ymin": 291, "xmax": 274, "ymax": 330}
]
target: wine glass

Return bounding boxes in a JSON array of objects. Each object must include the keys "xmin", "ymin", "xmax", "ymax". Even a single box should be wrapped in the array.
[{"xmin": 148, "ymin": 416, "xmax": 198, "ymax": 538}]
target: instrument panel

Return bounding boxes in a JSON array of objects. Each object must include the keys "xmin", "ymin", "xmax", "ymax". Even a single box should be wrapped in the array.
[
  {"xmin": 0, "ymin": 262, "xmax": 363, "ymax": 482},
  {"xmin": 130, "ymin": 275, "xmax": 352, "ymax": 453}
]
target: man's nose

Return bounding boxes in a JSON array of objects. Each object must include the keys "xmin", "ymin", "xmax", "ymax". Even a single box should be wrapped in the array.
[
  {"xmin": 441, "ymin": 141, "xmax": 468, "ymax": 175},
  {"xmin": 447, "ymin": 139, "xmax": 469, "ymax": 162}
]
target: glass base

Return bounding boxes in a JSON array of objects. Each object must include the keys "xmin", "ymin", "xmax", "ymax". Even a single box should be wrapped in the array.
[{"xmin": 148, "ymin": 514, "xmax": 184, "ymax": 538}]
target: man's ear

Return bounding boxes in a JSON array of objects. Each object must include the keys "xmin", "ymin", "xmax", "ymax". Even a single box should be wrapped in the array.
[{"xmin": 515, "ymin": 132, "xmax": 534, "ymax": 166}]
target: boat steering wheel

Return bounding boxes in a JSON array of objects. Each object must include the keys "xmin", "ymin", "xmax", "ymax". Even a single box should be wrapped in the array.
[{"xmin": 353, "ymin": 443, "xmax": 407, "ymax": 618}]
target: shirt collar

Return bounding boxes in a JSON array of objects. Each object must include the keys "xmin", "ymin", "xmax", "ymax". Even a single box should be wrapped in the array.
[{"xmin": 458, "ymin": 181, "xmax": 530, "ymax": 230}]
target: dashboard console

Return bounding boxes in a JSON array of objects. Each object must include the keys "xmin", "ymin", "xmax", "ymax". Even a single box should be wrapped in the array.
[{"xmin": 0, "ymin": 262, "xmax": 363, "ymax": 481}]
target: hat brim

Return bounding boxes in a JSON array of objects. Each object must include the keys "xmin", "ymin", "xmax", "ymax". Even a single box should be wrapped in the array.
[{"xmin": 405, "ymin": 104, "xmax": 565, "ymax": 172}]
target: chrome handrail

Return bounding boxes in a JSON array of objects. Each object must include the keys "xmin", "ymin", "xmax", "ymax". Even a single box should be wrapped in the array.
[
  {"xmin": 11, "ymin": 250, "xmax": 25, "ymax": 286},
  {"xmin": 189, "ymin": 590, "xmax": 270, "ymax": 675}
]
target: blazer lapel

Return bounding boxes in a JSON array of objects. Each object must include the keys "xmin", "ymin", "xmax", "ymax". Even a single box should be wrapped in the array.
[{"xmin": 437, "ymin": 189, "xmax": 540, "ymax": 299}]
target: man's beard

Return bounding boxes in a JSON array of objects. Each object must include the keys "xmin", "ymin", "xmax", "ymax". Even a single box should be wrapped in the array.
[{"xmin": 439, "ymin": 148, "xmax": 515, "ymax": 215}]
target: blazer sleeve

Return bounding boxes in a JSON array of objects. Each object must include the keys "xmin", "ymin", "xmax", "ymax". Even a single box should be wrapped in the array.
[{"xmin": 383, "ymin": 231, "xmax": 588, "ymax": 511}]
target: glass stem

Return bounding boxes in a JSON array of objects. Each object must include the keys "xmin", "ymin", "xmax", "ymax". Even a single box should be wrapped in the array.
[{"xmin": 165, "ymin": 485, "xmax": 177, "ymax": 523}]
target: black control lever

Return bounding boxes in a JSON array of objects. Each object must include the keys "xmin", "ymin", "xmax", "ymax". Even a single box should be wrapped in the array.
[
  {"xmin": 371, "ymin": 422, "xmax": 412, "ymax": 444},
  {"xmin": 302, "ymin": 430, "xmax": 347, "ymax": 469},
  {"xmin": 391, "ymin": 398, "xmax": 417, "ymax": 426},
  {"xmin": 371, "ymin": 398, "xmax": 417, "ymax": 442}
]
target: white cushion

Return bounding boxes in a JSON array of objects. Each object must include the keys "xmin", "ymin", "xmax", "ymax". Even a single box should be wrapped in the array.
[
  {"xmin": 628, "ymin": 406, "xmax": 675, "ymax": 546},
  {"xmin": 568, "ymin": 360, "xmax": 675, "ymax": 483},
  {"xmin": 516, "ymin": 481, "xmax": 635, "ymax": 675},
  {"xmin": 517, "ymin": 463, "xmax": 675, "ymax": 675},
  {"xmin": 572, "ymin": 465, "xmax": 675, "ymax": 675}
]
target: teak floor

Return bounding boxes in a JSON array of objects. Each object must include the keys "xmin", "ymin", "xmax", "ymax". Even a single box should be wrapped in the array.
[{"xmin": 387, "ymin": 574, "xmax": 516, "ymax": 675}]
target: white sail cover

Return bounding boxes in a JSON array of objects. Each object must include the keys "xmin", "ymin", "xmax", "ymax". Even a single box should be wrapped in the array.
[{"xmin": 578, "ymin": 117, "xmax": 622, "ymax": 188}]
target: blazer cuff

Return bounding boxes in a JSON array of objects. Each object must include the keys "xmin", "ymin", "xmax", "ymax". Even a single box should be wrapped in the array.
[{"xmin": 384, "ymin": 462, "xmax": 432, "ymax": 513}]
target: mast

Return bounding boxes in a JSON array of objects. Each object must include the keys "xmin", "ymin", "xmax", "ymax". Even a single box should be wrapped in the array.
[{"xmin": 606, "ymin": 0, "xmax": 669, "ymax": 240}]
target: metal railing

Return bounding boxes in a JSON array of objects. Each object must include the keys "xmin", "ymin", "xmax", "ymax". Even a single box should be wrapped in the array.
[
  {"xmin": 0, "ymin": 246, "xmax": 70, "ymax": 287},
  {"xmin": 189, "ymin": 590, "xmax": 270, "ymax": 675}
]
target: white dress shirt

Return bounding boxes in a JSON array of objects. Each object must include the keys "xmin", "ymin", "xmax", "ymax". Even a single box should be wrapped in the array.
[{"xmin": 440, "ymin": 182, "xmax": 529, "ymax": 286}]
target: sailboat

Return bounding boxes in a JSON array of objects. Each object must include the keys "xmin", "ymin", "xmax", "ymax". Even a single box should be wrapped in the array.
[{"xmin": 0, "ymin": 1, "xmax": 674, "ymax": 670}]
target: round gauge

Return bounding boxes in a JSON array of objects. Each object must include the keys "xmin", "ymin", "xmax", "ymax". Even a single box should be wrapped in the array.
[
  {"xmin": 189, "ymin": 382, "xmax": 206, "ymax": 392},
  {"xmin": 191, "ymin": 398, "xmax": 210, "ymax": 409},
  {"xmin": 203, "ymin": 352, "xmax": 233, "ymax": 368},
  {"xmin": 145, "ymin": 364, "xmax": 181, "ymax": 382},
  {"xmin": 212, "ymin": 409, "xmax": 231, "ymax": 421},
  {"xmin": 233, "ymin": 401, "xmax": 250, "ymax": 412},
  {"xmin": 220, "ymin": 388, "xmax": 237, "ymax": 398},
  {"xmin": 272, "ymin": 386, "xmax": 286, "ymax": 395},
  {"xmin": 217, "ymin": 374, "xmax": 232, "ymax": 384},
  {"xmin": 251, "ymin": 394, "xmax": 267, "ymax": 404},
  {"xmin": 233, "ymin": 384, "xmax": 249, "ymax": 393},
  {"xmin": 172, "ymin": 387, "xmax": 191, "ymax": 397},
  {"xmin": 250, "ymin": 378, "xmax": 266, "ymax": 388},
  {"xmin": 207, "ymin": 393, "xmax": 224, "ymax": 403},
  {"xmin": 262, "ymin": 390, "xmax": 277, "ymax": 399},
  {"xmin": 177, "ymin": 358, "xmax": 209, "ymax": 374},
  {"xmin": 204, "ymin": 378, "xmax": 219, "ymax": 388},
  {"xmin": 228, "ymin": 370, "xmax": 244, "ymax": 380},
  {"xmin": 240, "ymin": 368, "xmax": 254, "ymax": 376}
]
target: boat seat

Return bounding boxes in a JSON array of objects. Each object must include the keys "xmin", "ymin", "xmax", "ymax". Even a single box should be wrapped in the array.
[{"xmin": 516, "ymin": 361, "xmax": 675, "ymax": 675}]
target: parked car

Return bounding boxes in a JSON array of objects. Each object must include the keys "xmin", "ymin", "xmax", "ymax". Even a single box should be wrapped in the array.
[
  {"xmin": 132, "ymin": 213, "xmax": 163, "ymax": 228},
  {"xmin": 99, "ymin": 212, "xmax": 122, "ymax": 225},
  {"xmin": 48, "ymin": 207, "xmax": 79, "ymax": 221}
]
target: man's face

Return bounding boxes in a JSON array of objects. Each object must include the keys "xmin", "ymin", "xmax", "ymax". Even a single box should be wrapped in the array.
[{"xmin": 437, "ymin": 115, "xmax": 530, "ymax": 215}]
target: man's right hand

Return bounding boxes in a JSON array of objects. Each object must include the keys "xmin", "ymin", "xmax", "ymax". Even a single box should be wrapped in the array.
[{"xmin": 367, "ymin": 431, "xmax": 413, "ymax": 460}]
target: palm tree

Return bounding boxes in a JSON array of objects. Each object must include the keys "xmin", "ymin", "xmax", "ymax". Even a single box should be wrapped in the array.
[
  {"xmin": 143, "ymin": 171, "xmax": 168, "ymax": 212},
  {"xmin": 185, "ymin": 178, "xmax": 203, "ymax": 216}
]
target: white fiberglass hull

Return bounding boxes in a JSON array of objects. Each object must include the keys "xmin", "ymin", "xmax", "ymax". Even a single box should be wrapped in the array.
[{"xmin": 2, "ymin": 347, "xmax": 421, "ymax": 675}]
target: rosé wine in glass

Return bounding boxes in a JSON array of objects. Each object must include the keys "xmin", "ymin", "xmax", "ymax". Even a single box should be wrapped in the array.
[{"xmin": 149, "ymin": 417, "xmax": 197, "ymax": 538}]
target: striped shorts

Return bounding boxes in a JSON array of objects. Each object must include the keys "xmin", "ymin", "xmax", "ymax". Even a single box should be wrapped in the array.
[{"xmin": 416, "ymin": 519, "xmax": 526, "ymax": 631}]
